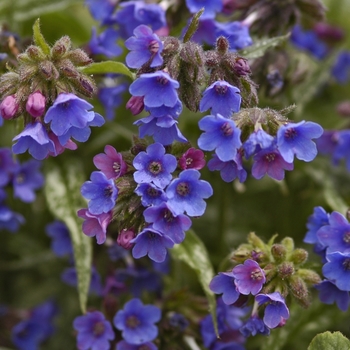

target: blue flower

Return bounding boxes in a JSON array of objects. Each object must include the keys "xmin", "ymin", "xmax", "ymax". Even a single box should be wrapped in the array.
[
  {"xmin": 0, "ymin": 147, "xmax": 18, "ymax": 187},
  {"xmin": 317, "ymin": 211, "xmax": 350, "ymax": 253},
  {"xmin": 166, "ymin": 169, "xmax": 213, "ymax": 217},
  {"xmin": 185, "ymin": 0, "xmax": 222, "ymax": 19},
  {"xmin": 0, "ymin": 204, "xmax": 25, "ymax": 232},
  {"xmin": 199, "ymin": 81, "xmax": 241, "ymax": 118},
  {"xmin": 168, "ymin": 313, "xmax": 189, "ymax": 331},
  {"xmin": 135, "ymin": 182, "xmax": 167, "ymax": 207},
  {"xmin": 243, "ymin": 129, "xmax": 274, "ymax": 159},
  {"xmin": 125, "ymin": 25, "xmax": 163, "ymax": 68},
  {"xmin": 73, "ymin": 311, "xmax": 115, "ymax": 350},
  {"xmin": 89, "ymin": 27, "xmax": 122, "ymax": 58},
  {"xmin": 133, "ymin": 143, "xmax": 177, "ymax": 189},
  {"xmin": 277, "ymin": 121, "xmax": 323, "ymax": 163},
  {"xmin": 113, "ymin": 298, "xmax": 161, "ymax": 345},
  {"xmin": 129, "ymin": 72, "xmax": 179, "ymax": 108},
  {"xmin": 116, "ymin": 340, "xmax": 158, "ymax": 350},
  {"xmin": 333, "ymin": 130, "xmax": 350, "ymax": 170},
  {"xmin": 240, "ymin": 315, "xmax": 270, "ymax": 337},
  {"xmin": 198, "ymin": 114, "xmax": 242, "ymax": 162},
  {"xmin": 322, "ymin": 251, "xmax": 350, "ymax": 291},
  {"xmin": 85, "ymin": 0, "xmax": 116, "ymax": 23},
  {"xmin": 232, "ymin": 259, "xmax": 266, "ymax": 295},
  {"xmin": 304, "ymin": 206, "xmax": 329, "ymax": 245},
  {"xmin": 44, "ymin": 93, "xmax": 95, "ymax": 137},
  {"xmin": 252, "ymin": 145, "xmax": 293, "ymax": 181},
  {"xmin": 12, "ymin": 159, "xmax": 44, "ymax": 203},
  {"xmin": 130, "ymin": 227, "xmax": 174, "ymax": 263},
  {"xmin": 209, "ymin": 272, "xmax": 240, "ymax": 305},
  {"xmin": 332, "ymin": 51, "xmax": 350, "ymax": 84},
  {"xmin": 145, "ymin": 99, "xmax": 183, "ymax": 118},
  {"xmin": 143, "ymin": 202, "xmax": 192, "ymax": 244},
  {"xmin": 255, "ymin": 292, "xmax": 290, "ymax": 329},
  {"xmin": 98, "ymin": 84, "xmax": 127, "ymax": 121},
  {"xmin": 81, "ymin": 171, "xmax": 118, "ymax": 215},
  {"xmin": 45, "ymin": 221, "xmax": 73, "ymax": 257},
  {"xmin": 12, "ymin": 122, "xmax": 55, "ymax": 160},
  {"xmin": 207, "ymin": 153, "xmax": 247, "ymax": 183},
  {"xmin": 215, "ymin": 21, "xmax": 253, "ymax": 50},
  {"xmin": 315, "ymin": 280, "xmax": 350, "ymax": 312}
]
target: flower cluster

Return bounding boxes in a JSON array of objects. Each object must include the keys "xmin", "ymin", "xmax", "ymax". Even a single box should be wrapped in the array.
[
  {"xmin": 304, "ymin": 207, "xmax": 350, "ymax": 311},
  {"xmin": 208, "ymin": 232, "xmax": 320, "ymax": 337}
]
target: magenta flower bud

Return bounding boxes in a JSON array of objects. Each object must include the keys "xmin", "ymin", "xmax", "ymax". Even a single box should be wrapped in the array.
[
  {"xmin": 26, "ymin": 91, "xmax": 46, "ymax": 117},
  {"xmin": 117, "ymin": 229, "xmax": 136, "ymax": 250},
  {"xmin": 234, "ymin": 58, "xmax": 251, "ymax": 76},
  {"xmin": 126, "ymin": 96, "xmax": 144, "ymax": 115},
  {"xmin": 0, "ymin": 95, "xmax": 19, "ymax": 120}
]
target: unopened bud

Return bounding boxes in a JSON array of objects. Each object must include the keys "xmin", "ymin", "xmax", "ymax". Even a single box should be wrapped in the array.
[
  {"xmin": 234, "ymin": 57, "xmax": 251, "ymax": 76},
  {"xmin": 0, "ymin": 95, "xmax": 19, "ymax": 119},
  {"xmin": 26, "ymin": 45, "xmax": 46, "ymax": 61},
  {"xmin": 67, "ymin": 49, "xmax": 93, "ymax": 66},
  {"xmin": 314, "ymin": 23, "xmax": 344, "ymax": 43},
  {"xmin": 296, "ymin": 269, "xmax": 321, "ymax": 285},
  {"xmin": 216, "ymin": 36, "xmax": 229, "ymax": 54},
  {"xmin": 51, "ymin": 35, "xmax": 71, "ymax": 58},
  {"xmin": 280, "ymin": 237, "xmax": 294, "ymax": 253},
  {"xmin": 78, "ymin": 75, "xmax": 96, "ymax": 97},
  {"xmin": 247, "ymin": 232, "xmax": 266, "ymax": 250},
  {"xmin": 117, "ymin": 229, "xmax": 136, "ymax": 250},
  {"xmin": 277, "ymin": 261, "xmax": 295, "ymax": 279},
  {"xmin": 290, "ymin": 248, "xmax": 308, "ymax": 265},
  {"xmin": 26, "ymin": 91, "xmax": 46, "ymax": 117},
  {"xmin": 289, "ymin": 275, "xmax": 310, "ymax": 308},
  {"xmin": 39, "ymin": 61, "xmax": 59, "ymax": 80},
  {"xmin": 271, "ymin": 244, "xmax": 287, "ymax": 263},
  {"xmin": 336, "ymin": 101, "xmax": 350, "ymax": 117},
  {"xmin": 126, "ymin": 96, "xmax": 144, "ymax": 115}
]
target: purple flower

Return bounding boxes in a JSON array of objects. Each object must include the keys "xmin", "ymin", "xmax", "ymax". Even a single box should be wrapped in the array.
[
  {"xmin": 0, "ymin": 147, "xmax": 18, "ymax": 187},
  {"xmin": 166, "ymin": 169, "xmax": 213, "ymax": 217},
  {"xmin": 333, "ymin": 130, "xmax": 350, "ymax": 170},
  {"xmin": 116, "ymin": 341, "xmax": 158, "ymax": 350},
  {"xmin": 98, "ymin": 84, "xmax": 127, "ymax": 121},
  {"xmin": 47, "ymin": 131, "xmax": 77, "ymax": 157},
  {"xmin": 200, "ymin": 81, "xmax": 241, "ymax": 118},
  {"xmin": 240, "ymin": 315, "xmax": 270, "ymax": 337},
  {"xmin": 89, "ymin": 27, "xmax": 122, "ymax": 58},
  {"xmin": 113, "ymin": 298, "xmax": 161, "ymax": 345},
  {"xmin": 12, "ymin": 122, "xmax": 55, "ymax": 160},
  {"xmin": 143, "ymin": 202, "xmax": 192, "ymax": 244},
  {"xmin": 304, "ymin": 206, "xmax": 330, "ymax": 245},
  {"xmin": 255, "ymin": 292, "xmax": 290, "ymax": 329},
  {"xmin": 209, "ymin": 272, "xmax": 240, "ymax": 305},
  {"xmin": 190, "ymin": 19, "xmax": 217, "ymax": 45},
  {"xmin": 185, "ymin": 0, "xmax": 223, "ymax": 19},
  {"xmin": 125, "ymin": 25, "xmax": 163, "ymax": 68},
  {"xmin": 44, "ymin": 93, "xmax": 95, "ymax": 137},
  {"xmin": 77, "ymin": 208, "xmax": 112, "ymax": 244},
  {"xmin": 133, "ymin": 143, "xmax": 177, "ymax": 189},
  {"xmin": 12, "ymin": 159, "xmax": 44, "ymax": 203},
  {"xmin": 26, "ymin": 91, "xmax": 46, "ymax": 117},
  {"xmin": 315, "ymin": 280, "xmax": 350, "ymax": 312},
  {"xmin": 332, "ymin": 51, "xmax": 350, "ymax": 84},
  {"xmin": 277, "ymin": 121, "xmax": 323, "ymax": 163},
  {"xmin": 129, "ymin": 72, "xmax": 179, "ymax": 108},
  {"xmin": 252, "ymin": 145, "xmax": 294, "ymax": 181},
  {"xmin": 81, "ymin": 171, "xmax": 118, "ymax": 215},
  {"xmin": 73, "ymin": 311, "xmax": 115, "ymax": 350},
  {"xmin": 243, "ymin": 129, "xmax": 275, "ymax": 159},
  {"xmin": 178, "ymin": 148, "xmax": 206, "ymax": 170},
  {"xmin": 0, "ymin": 94, "xmax": 19, "ymax": 119},
  {"xmin": 130, "ymin": 227, "xmax": 174, "ymax": 263},
  {"xmin": 117, "ymin": 229, "xmax": 136, "ymax": 250},
  {"xmin": 126, "ymin": 96, "xmax": 145, "ymax": 115},
  {"xmin": 0, "ymin": 205, "xmax": 25, "ymax": 232},
  {"xmin": 135, "ymin": 182, "xmax": 167, "ymax": 207},
  {"xmin": 232, "ymin": 259, "xmax": 266, "ymax": 295},
  {"xmin": 207, "ymin": 152, "xmax": 247, "ymax": 183},
  {"xmin": 45, "ymin": 221, "xmax": 73, "ymax": 257},
  {"xmin": 317, "ymin": 211, "xmax": 350, "ymax": 253},
  {"xmin": 135, "ymin": 115, "xmax": 187, "ymax": 146},
  {"xmin": 93, "ymin": 145, "xmax": 127, "ymax": 180},
  {"xmin": 316, "ymin": 130, "xmax": 339, "ymax": 156},
  {"xmin": 322, "ymin": 251, "xmax": 350, "ymax": 291}
]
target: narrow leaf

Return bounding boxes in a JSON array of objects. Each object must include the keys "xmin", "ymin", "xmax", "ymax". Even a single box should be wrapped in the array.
[
  {"xmin": 44, "ymin": 159, "xmax": 92, "ymax": 314},
  {"xmin": 308, "ymin": 331, "xmax": 350, "ymax": 350},
  {"xmin": 80, "ymin": 61, "xmax": 135, "ymax": 80},
  {"xmin": 32, "ymin": 18, "xmax": 51, "ymax": 55},
  {"xmin": 171, "ymin": 229, "xmax": 217, "ymax": 335},
  {"xmin": 239, "ymin": 33, "xmax": 290, "ymax": 59},
  {"xmin": 183, "ymin": 8, "xmax": 204, "ymax": 43}
]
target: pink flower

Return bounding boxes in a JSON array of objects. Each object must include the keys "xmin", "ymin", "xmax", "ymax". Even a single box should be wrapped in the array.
[
  {"xmin": 0, "ymin": 95, "xmax": 19, "ymax": 119},
  {"xmin": 26, "ymin": 91, "xmax": 46, "ymax": 117}
]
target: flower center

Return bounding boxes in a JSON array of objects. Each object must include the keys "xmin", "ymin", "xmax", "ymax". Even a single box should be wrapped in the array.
[
  {"xmin": 126, "ymin": 315, "xmax": 140, "ymax": 329},
  {"xmin": 221, "ymin": 122, "xmax": 233, "ymax": 136},
  {"xmin": 113, "ymin": 162, "xmax": 121, "ymax": 175},
  {"xmin": 149, "ymin": 40, "xmax": 160, "ymax": 54},
  {"xmin": 176, "ymin": 182, "xmax": 190, "ymax": 196},
  {"xmin": 342, "ymin": 258, "xmax": 350, "ymax": 270},
  {"xmin": 284, "ymin": 128, "xmax": 297, "ymax": 140},
  {"xmin": 156, "ymin": 76, "xmax": 168, "ymax": 85},
  {"xmin": 16, "ymin": 173, "xmax": 25, "ymax": 184},
  {"xmin": 104, "ymin": 185, "xmax": 114, "ymax": 198},
  {"xmin": 93, "ymin": 321, "xmax": 105, "ymax": 336},
  {"xmin": 148, "ymin": 161, "xmax": 162, "ymax": 175},
  {"xmin": 147, "ymin": 186, "xmax": 160, "ymax": 197},
  {"xmin": 250, "ymin": 268, "xmax": 264, "ymax": 281},
  {"xmin": 163, "ymin": 209, "xmax": 174, "ymax": 222},
  {"xmin": 264, "ymin": 153, "xmax": 276, "ymax": 162},
  {"xmin": 186, "ymin": 157, "xmax": 193, "ymax": 166},
  {"xmin": 215, "ymin": 84, "xmax": 228, "ymax": 95},
  {"xmin": 343, "ymin": 231, "xmax": 350, "ymax": 244}
]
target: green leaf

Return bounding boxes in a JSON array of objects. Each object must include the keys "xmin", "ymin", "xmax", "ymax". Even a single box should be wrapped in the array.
[
  {"xmin": 308, "ymin": 331, "xmax": 350, "ymax": 350},
  {"xmin": 44, "ymin": 159, "xmax": 92, "ymax": 314},
  {"xmin": 183, "ymin": 8, "xmax": 205, "ymax": 43},
  {"xmin": 171, "ymin": 229, "xmax": 217, "ymax": 335},
  {"xmin": 32, "ymin": 18, "xmax": 51, "ymax": 55},
  {"xmin": 239, "ymin": 33, "xmax": 290, "ymax": 59},
  {"xmin": 80, "ymin": 61, "xmax": 135, "ymax": 80}
]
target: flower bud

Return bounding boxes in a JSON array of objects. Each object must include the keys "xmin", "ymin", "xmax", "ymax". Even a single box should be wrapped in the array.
[
  {"xmin": 280, "ymin": 237, "xmax": 294, "ymax": 253},
  {"xmin": 216, "ymin": 36, "xmax": 230, "ymax": 54},
  {"xmin": 66, "ymin": 49, "xmax": 93, "ymax": 66},
  {"xmin": 26, "ymin": 45, "xmax": 46, "ymax": 61},
  {"xmin": 296, "ymin": 268, "xmax": 321, "ymax": 285},
  {"xmin": 234, "ymin": 57, "xmax": 251, "ymax": 76},
  {"xmin": 26, "ymin": 91, "xmax": 46, "ymax": 117},
  {"xmin": 277, "ymin": 261, "xmax": 295, "ymax": 279},
  {"xmin": 0, "ymin": 95, "xmax": 19, "ymax": 119},
  {"xmin": 290, "ymin": 248, "xmax": 308, "ymax": 265},
  {"xmin": 117, "ymin": 229, "xmax": 136, "ymax": 250},
  {"xmin": 126, "ymin": 96, "xmax": 144, "ymax": 115},
  {"xmin": 289, "ymin": 275, "xmax": 310, "ymax": 308},
  {"xmin": 39, "ymin": 60, "xmax": 59, "ymax": 80},
  {"xmin": 336, "ymin": 101, "xmax": 350, "ymax": 117},
  {"xmin": 271, "ymin": 243, "xmax": 287, "ymax": 263},
  {"xmin": 51, "ymin": 35, "xmax": 71, "ymax": 58}
]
